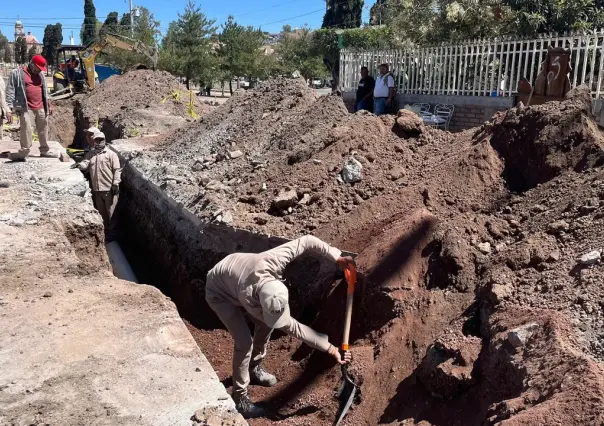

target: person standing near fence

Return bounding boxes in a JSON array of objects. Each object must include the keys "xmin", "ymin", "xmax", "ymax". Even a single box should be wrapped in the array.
[
  {"xmin": 373, "ymin": 63, "xmax": 395, "ymax": 116},
  {"xmin": 355, "ymin": 66, "xmax": 375, "ymax": 112}
]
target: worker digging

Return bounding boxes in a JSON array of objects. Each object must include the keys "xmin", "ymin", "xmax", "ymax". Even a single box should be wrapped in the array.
[{"xmin": 205, "ymin": 235, "xmax": 354, "ymax": 418}]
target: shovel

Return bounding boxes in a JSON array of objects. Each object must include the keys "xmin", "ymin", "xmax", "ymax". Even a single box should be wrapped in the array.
[{"xmin": 334, "ymin": 265, "xmax": 359, "ymax": 426}]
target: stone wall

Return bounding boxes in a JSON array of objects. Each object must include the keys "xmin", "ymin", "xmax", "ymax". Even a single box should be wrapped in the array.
[{"xmin": 342, "ymin": 92, "xmax": 514, "ymax": 131}]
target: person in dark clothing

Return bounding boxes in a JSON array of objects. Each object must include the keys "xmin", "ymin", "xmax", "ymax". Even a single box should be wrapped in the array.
[{"xmin": 355, "ymin": 66, "xmax": 375, "ymax": 112}]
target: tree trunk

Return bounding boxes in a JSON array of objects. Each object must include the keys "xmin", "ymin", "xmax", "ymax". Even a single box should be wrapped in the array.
[
  {"xmin": 221, "ymin": 81, "xmax": 225, "ymax": 97},
  {"xmin": 185, "ymin": 76, "xmax": 190, "ymax": 90},
  {"xmin": 229, "ymin": 80, "xmax": 233, "ymax": 95}
]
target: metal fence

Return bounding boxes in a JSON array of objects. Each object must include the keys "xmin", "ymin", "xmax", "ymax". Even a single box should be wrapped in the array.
[{"xmin": 340, "ymin": 30, "xmax": 604, "ymax": 98}]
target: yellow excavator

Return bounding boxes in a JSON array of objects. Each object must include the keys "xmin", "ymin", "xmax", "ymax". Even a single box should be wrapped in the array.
[{"xmin": 51, "ymin": 33, "xmax": 158, "ymax": 100}]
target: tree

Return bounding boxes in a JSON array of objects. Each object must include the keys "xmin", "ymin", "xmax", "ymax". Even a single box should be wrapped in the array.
[
  {"xmin": 100, "ymin": 7, "xmax": 161, "ymax": 69},
  {"xmin": 277, "ymin": 27, "xmax": 327, "ymax": 83},
  {"xmin": 101, "ymin": 12, "xmax": 119, "ymax": 36},
  {"xmin": 19, "ymin": 38, "xmax": 28, "ymax": 64},
  {"xmin": 3, "ymin": 46, "xmax": 11, "ymax": 64},
  {"xmin": 43, "ymin": 23, "xmax": 63, "ymax": 67},
  {"xmin": 82, "ymin": 0, "xmax": 97, "ymax": 46},
  {"xmin": 160, "ymin": 1, "xmax": 217, "ymax": 89},
  {"xmin": 0, "ymin": 30, "xmax": 8, "ymax": 62},
  {"xmin": 14, "ymin": 37, "xmax": 28, "ymax": 64},
  {"xmin": 322, "ymin": 0, "xmax": 364, "ymax": 29},
  {"xmin": 28, "ymin": 46, "xmax": 38, "ymax": 62},
  {"xmin": 217, "ymin": 16, "xmax": 265, "ymax": 93}
]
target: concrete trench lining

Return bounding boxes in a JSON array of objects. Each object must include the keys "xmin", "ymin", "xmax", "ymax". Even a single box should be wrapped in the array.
[{"xmin": 111, "ymin": 138, "xmax": 356, "ymax": 333}]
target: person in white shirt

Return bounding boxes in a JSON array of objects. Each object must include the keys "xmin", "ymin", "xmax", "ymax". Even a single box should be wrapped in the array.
[{"xmin": 373, "ymin": 63, "xmax": 395, "ymax": 116}]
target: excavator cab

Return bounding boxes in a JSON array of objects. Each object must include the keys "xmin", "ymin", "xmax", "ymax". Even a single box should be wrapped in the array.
[{"xmin": 50, "ymin": 33, "xmax": 157, "ymax": 100}]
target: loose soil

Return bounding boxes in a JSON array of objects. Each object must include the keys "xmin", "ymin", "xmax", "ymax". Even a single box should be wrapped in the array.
[
  {"xmin": 126, "ymin": 79, "xmax": 604, "ymax": 425},
  {"xmin": 76, "ymin": 69, "xmax": 216, "ymax": 142}
]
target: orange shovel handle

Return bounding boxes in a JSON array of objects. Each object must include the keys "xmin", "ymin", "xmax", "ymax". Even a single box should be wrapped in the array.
[{"xmin": 341, "ymin": 264, "xmax": 357, "ymax": 352}]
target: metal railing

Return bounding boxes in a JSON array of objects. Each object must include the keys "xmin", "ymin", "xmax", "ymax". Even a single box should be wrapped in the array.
[{"xmin": 340, "ymin": 30, "xmax": 604, "ymax": 98}]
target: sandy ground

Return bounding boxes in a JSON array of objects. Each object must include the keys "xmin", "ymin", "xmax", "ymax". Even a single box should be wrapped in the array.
[{"xmin": 0, "ymin": 140, "xmax": 244, "ymax": 426}]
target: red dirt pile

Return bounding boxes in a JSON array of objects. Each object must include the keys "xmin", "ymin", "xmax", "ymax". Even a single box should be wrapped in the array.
[
  {"xmin": 76, "ymin": 69, "xmax": 215, "ymax": 142},
  {"xmin": 131, "ymin": 81, "xmax": 604, "ymax": 425}
]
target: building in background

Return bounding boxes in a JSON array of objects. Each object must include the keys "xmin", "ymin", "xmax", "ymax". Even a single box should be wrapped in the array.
[{"xmin": 3, "ymin": 20, "xmax": 43, "ymax": 61}]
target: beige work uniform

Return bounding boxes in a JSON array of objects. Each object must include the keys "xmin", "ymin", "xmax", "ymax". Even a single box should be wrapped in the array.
[
  {"xmin": 19, "ymin": 109, "xmax": 49, "ymax": 156},
  {"xmin": 79, "ymin": 147, "xmax": 122, "ymax": 236},
  {"xmin": 206, "ymin": 235, "xmax": 342, "ymax": 398}
]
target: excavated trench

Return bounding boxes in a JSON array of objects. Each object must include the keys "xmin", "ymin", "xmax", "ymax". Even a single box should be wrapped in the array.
[
  {"xmin": 103, "ymin": 158, "xmax": 532, "ymax": 426},
  {"xmin": 50, "ymin": 89, "xmax": 604, "ymax": 425}
]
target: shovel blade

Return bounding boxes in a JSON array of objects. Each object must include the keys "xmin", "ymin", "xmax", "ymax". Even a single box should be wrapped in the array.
[{"xmin": 334, "ymin": 366, "xmax": 358, "ymax": 426}]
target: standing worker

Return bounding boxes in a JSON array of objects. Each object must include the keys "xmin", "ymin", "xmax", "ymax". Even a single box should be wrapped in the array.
[
  {"xmin": 205, "ymin": 235, "xmax": 354, "ymax": 419},
  {"xmin": 0, "ymin": 76, "xmax": 9, "ymax": 141},
  {"xmin": 373, "ymin": 63, "xmax": 395, "ymax": 116},
  {"xmin": 72, "ymin": 132, "xmax": 122, "ymax": 241},
  {"xmin": 355, "ymin": 66, "xmax": 375, "ymax": 112},
  {"xmin": 5, "ymin": 55, "xmax": 56, "ymax": 161}
]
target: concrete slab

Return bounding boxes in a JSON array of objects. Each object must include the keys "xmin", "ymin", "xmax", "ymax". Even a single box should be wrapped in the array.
[
  {"xmin": 0, "ymin": 139, "xmax": 67, "ymax": 157},
  {"xmin": 0, "ymin": 148, "xmax": 245, "ymax": 425}
]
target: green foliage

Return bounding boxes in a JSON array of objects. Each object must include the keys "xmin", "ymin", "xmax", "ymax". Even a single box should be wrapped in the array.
[
  {"xmin": 82, "ymin": 0, "xmax": 97, "ymax": 46},
  {"xmin": 159, "ymin": 1, "xmax": 217, "ymax": 87},
  {"xmin": 42, "ymin": 23, "xmax": 63, "ymax": 67},
  {"xmin": 322, "ymin": 0, "xmax": 364, "ymax": 29},
  {"xmin": 14, "ymin": 37, "xmax": 28, "ymax": 64},
  {"xmin": 3, "ymin": 46, "xmax": 11, "ymax": 63},
  {"xmin": 277, "ymin": 28, "xmax": 327, "ymax": 82},
  {"xmin": 0, "ymin": 30, "xmax": 9, "ymax": 63},
  {"xmin": 28, "ymin": 46, "xmax": 37, "ymax": 62},
  {"xmin": 100, "ymin": 7, "xmax": 161, "ymax": 70},
  {"xmin": 101, "ymin": 12, "xmax": 119, "ymax": 36},
  {"xmin": 506, "ymin": 0, "xmax": 604, "ymax": 36},
  {"xmin": 217, "ymin": 15, "xmax": 265, "ymax": 89}
]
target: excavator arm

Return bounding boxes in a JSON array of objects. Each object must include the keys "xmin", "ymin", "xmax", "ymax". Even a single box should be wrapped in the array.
[{"xmin": 80, "ymin": 33, "xmax": 159, "ymax": 89}]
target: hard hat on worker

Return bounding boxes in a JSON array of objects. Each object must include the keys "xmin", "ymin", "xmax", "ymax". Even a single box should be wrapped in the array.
[
  {"xmin": 85, "ymin": 126, "xmax": 100, "ymax": 135},
  {"xmin": 31, "ymin": 55, "xmax": 47, "ymax": 72},
  {"xmin": 259, "ymin": 281, "xmax": 291, "ymax": 329}
]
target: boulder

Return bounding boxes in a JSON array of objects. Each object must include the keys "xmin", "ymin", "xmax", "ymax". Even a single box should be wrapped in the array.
[
  {"xmin": 395, "ymin": 109, "xmax": 424, "ymax": 133},
  {"xmin": 341, "ymin": 157, "xmax": 362, "ymax": 183},
  {"xmin": 272, "ymin": 189, "xmax": 298, "ymax": 210}
]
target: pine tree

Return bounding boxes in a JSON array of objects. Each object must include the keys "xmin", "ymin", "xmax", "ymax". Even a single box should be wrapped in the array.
[
  {"xmin": 322, "ymin": 0, "xmax": 364, "ymax": 29},
  {"xmin": 3, "ymin": 46, "xmax": 11, "ymax": 63},
  {"xmin": 82, "ymin": 0, "xmax": 97, "ymax": 46},
  {"xmin": 19, "ymin": 38, "xmax": 28, "ymax": 64},
  {"xmin": 43, "ymin": 23, "xmax": 63, "ymax": 66}
]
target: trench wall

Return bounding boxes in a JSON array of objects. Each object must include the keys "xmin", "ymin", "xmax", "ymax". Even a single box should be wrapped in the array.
[{"xmin": 116, "ymin": 156, "xmax": 347, "ymax": 328}]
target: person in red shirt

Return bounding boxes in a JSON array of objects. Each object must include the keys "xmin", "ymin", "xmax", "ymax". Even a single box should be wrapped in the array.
[{"xmin": 5, "ymin": 55, "xmax": 55, "ymax": 161}]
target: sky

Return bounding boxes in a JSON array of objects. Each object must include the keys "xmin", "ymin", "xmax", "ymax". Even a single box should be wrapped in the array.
[{"xmin": 0, "ymin": 0, "xmax": 375, "ymax": 45}]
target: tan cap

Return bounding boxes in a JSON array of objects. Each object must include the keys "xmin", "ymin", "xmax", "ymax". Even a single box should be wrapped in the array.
[
  {"xmin": 93, "ymin": 131, "xmax": 106, "ymax": 140},
  {"xmin": 85, "ymin": 126, "xmax": 100, "ymax": 134},
  {"xmin": 259, "ymin": 281, "xmax": 290, "ymax": 329}
]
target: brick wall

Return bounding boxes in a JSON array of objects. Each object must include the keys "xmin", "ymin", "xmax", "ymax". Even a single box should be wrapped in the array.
[{"xmin": 341, "ymin": 92, "xmax": 514, "ymax": 132}]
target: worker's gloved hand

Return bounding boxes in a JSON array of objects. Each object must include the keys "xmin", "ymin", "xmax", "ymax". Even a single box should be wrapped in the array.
[
  {"xmin": 336, "ymin": 256, "xmax": 356, "ymax": 271},
  {"xmin": 328, "ymin": 344, "xmax": 352, "ymax": 365},
  {"xmin": 111, "ymin": 184, "xmax": 119, "ymax": 195}
]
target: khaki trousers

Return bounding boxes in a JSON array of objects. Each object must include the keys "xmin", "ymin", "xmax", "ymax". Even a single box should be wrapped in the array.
[
  {"xmin": 93, "ymin": 191, "xmax": 118, "ymax": 239},
  {"xmin": 18, "ymin": 109, "xmax": 49, "ymax": 158},
  {"xmin": 206, "ymin": 278, "xmax": 273, "ymax": 398}
]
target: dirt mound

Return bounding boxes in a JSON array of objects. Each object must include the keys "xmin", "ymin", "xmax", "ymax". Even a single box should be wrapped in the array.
[
  {"xmin": 483, "ymin": 87, "xmax": 604, "ymax": 192},
  {"xmin": 128, "ymin": 78, "xmax": 604, "ymax": 425},
  {"xmin": 76, "ymin": 69, "xmax": 214, "ymax": 142}
]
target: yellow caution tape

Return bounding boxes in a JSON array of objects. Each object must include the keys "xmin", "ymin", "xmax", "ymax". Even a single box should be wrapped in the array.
[{"xmin": 161, "ymin": 88, "xmax": 197, "ymax": 119}]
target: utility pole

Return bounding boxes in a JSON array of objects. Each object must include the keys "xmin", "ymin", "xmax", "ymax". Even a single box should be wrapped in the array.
[{"xmin": 129, "ymin": 0, "xmax": 134, "ymax": 36}]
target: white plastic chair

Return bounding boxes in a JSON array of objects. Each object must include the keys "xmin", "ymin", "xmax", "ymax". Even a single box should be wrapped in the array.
[
  {"xmin": 434, "ymin": 104, "xmax": 454, "ymax": 131},
  {"xmin": 412, "ymin": 103, "xmax": 431, "ymax": 115}
]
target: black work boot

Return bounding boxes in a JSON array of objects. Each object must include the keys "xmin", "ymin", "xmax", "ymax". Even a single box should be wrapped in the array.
[
  {"xmin": 233, "ymin": 394, "xmax": 266, "ymax": 419},
  {"xmin": 250, "ymin": 364, "xmax": 278, "ymax": 387}
]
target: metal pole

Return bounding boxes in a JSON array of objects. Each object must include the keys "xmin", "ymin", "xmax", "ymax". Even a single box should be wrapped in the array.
[{"xmin": 129, "ymin": 0, "xmax": 134, "ymax": 36}]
